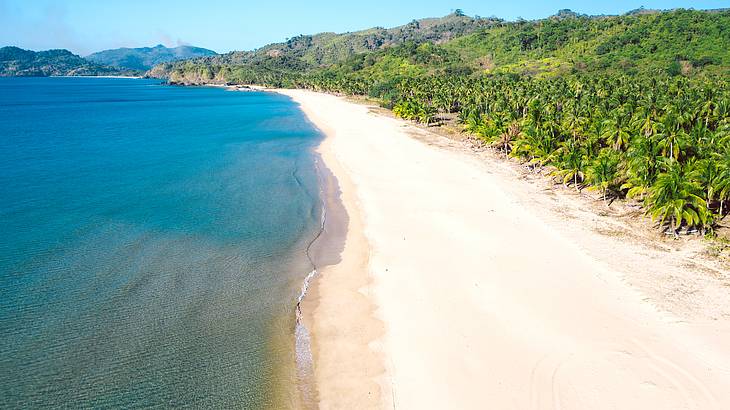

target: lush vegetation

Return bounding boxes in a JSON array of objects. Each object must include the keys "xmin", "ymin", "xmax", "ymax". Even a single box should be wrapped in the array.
[
  {"xmin": 0, "ymin": 47, "xmax": 135, "ymax": 77},
  {"xmin": 149, "ymin": 8, "xmax": 730, "ymax": 236},
  {"xmin": 443, "ymin": 8, "xmax": 730, "ymax": 77},
  {"xmin": 147, "ymin": 12, "xmax": 499, "ymax": 84},
  {"xmin": 150, "ymin": 9, "xmax": 730, "ymax": 85},
  {"xmin": 86, "ymin": 44, "xmax": 217, "ymax": 71}
]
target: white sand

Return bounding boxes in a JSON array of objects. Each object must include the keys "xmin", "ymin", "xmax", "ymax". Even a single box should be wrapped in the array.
[{"xmin": 280, "ymin": 89, "xmax": 730, "ymax": 410}]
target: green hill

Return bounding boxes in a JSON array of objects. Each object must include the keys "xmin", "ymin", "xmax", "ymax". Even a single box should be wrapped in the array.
[
  {"xmin": 147, "ymin": 12, "xmax": 501, "ymax": 84},
  {"xmin": 148, "ymin": 9, "xmax": 730, "ymax": 85},
  {"xmin": 86, "ymin": 44, "xmax": 217, "ymax": 71},
  {"xmin": 0, "ymin": 46, "xmax": 132, "ymax": 77},
  {"xmin": 442, "ymin": 8, "xmax": 730, "ymax": 77}
]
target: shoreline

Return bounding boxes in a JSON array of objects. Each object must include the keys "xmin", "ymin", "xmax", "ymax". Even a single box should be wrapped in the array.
[
  {"xmin": 292, "ymin": 152, "xmax": 342, "ymax": 408},
  {"xmin": 52, "ymin": 75, "xmax": 143, "ymax": 79},
  {"xmin": 277, "ymin": 88, "xmax": 730, "ymax": 409},
  {"xmin": 292, "ymin": 94, "xmax": 388, "ymax": 408}
]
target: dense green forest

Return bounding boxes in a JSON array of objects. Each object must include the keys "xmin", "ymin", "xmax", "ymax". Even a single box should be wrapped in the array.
[{"xmin": 150, "ymin": 9, "xmax": 730, "ymax": 236}]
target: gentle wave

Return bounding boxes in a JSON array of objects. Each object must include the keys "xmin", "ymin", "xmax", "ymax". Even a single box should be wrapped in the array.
[{"xmin": 294, "ymin": 155, "xmax": 329, "ymax": 407}]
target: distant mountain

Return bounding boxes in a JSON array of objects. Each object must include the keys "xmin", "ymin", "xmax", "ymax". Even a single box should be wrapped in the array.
[
  {"xmin": 86, "ymin": 45, "xmax": 217, "ymax": 71},
  {"xmin": 0, "ymin": 46, "xmax": 131, "ymax": 77}
]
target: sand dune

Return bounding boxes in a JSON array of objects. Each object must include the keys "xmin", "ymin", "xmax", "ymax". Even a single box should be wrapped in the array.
[{"xmin": 280, "ymin": 89, "xmax": 730, "ymax": 410}]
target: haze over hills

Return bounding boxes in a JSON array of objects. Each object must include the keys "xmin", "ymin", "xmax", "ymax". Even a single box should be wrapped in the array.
[
  {"xmin": 0, "ymin": 44, "xmax": 217, "ymax": 77},
  {"xmin": 0, "ymin": 47, "xmax": 132, "ymax": 77},
  {"xmin": 86, "ymin": 45, "xmax": 217, "ymax": 71},
  {"xmin": 149, "ymin": 8, "xmax": 730, "ymax": 85}
]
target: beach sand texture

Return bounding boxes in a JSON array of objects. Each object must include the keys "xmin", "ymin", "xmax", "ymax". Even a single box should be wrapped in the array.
[{"xmin": 281, "ymin": 89, "xmax": 730, "ymax": 410}]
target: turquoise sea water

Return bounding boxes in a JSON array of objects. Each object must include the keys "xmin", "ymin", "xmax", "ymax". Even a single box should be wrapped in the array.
[{"xmin": 0, "ymin": 77, "xmax": 323, "ymax": 408}]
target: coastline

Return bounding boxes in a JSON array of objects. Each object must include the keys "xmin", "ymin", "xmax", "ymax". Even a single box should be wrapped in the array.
[
  {"xmin": 294, "ymin": 98, "xmax": 388, "ymax": 409},
  {"xmin": 53, "ymin": 75, "xmax": 143, "ymax": 79},
  {"xmin": 278, "ymin": 89, "xmax": 730, "ymax": 409}
]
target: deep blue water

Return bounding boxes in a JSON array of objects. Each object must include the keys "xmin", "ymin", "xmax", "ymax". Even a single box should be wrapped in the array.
[{"xmin": 0, "ymin": 77, "xmax": 323, "ymax": 408}]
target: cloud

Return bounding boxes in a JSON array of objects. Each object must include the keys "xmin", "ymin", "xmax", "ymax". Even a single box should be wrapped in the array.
[
  {"xmin": 153, "ymin": 30, "xmax": 174, "ymax": 47},
  {"xmin": 151, "ymin": 30, "xmax": 191, "ymax": 48}
]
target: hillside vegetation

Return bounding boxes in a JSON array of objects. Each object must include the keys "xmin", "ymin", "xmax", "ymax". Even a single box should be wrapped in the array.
[
  {"xmin": 444, "ymin": 8, "xmax": 730, "ymax": 77},
  {"xmin": 149, "ymin": 9, "xmax": 730, "ymax": 84},
  {"xmin": 147, "ymin": 12, "xmax": 500, "ymax": 84},
  {"xmin": 150, "ymin": 8, "xmax": 730, "ymax": 237}
]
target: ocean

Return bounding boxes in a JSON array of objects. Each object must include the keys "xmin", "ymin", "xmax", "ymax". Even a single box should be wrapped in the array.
[{"xmin": 0, "ymin": 77, "xmax": 323, "ymax": 408}]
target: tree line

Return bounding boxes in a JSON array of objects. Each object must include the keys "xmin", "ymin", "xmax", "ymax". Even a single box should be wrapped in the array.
[{"xmin": 294, "ymin": 73, "xmax": 730, "ymax": 237}]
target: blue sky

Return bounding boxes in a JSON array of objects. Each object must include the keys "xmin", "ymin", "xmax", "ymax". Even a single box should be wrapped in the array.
[{"xmin": 0, "ymin": 0, "xmax": 726, "ymax": 55}]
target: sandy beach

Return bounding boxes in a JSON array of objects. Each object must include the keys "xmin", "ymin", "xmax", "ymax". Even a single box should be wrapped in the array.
[{"xmin": 280, "ymin": 89, "xmax": 730, "ymax": 409}]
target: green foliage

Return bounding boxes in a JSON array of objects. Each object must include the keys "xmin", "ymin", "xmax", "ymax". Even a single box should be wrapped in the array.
[
  {"xmin": 587, "ymin": 149, "xmax": 621, "ymax": 201},
  {"xmin": 647, "ymin": 161, "xmax": 712, "ymax": 235},
  {"xmin": 443, "ymin": 9, "xmax": 730, "ymax": 77},
  {"xmin": 667, "ymin": 60, "xmax": 682, "ymax": 76},
  {"xmin": 149, "ymin": 9, "xmax": 730, "ymax": 84},
  {"xmin": 147, "ymin": 13, "xmax": 499, "ymax": 84},
  {"xmin": 552, "ymin": 138, "xmax": 587, "ymax": 189},
  {"xmin": 393, "ymin": 98, "xmax": 437, "ymax": 124}
]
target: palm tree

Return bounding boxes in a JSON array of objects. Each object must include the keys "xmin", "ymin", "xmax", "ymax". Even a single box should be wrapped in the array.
[
  {"xmin": 713, "ymin": 151, "xmax": 730, "ymax": 218},
  {"xmin": 586, "ymin": 149, "xmax": 621, "ymax": 204},
  {"xmin": 622, "ymin": 135, "xmax": 661, "ymax": 199},
  {"xmin": 689, "ymin": 158, "xmax": 722, "ymax": 210},
  {"xmin": 646, "ymin": 161, "xmax": 711, "ymax": 237},
  {"xmin": 493, "ymin": 122, "xmax": 522, "ymax": 158},
  {"xmin": 602, "ymin": 110, "xmax": 631, "ymax": 151},
  {"xmin": 552, "ymin": 139, "xmax": 586, "ymax": 190},
  {"xmin": 657, "ymin": 107, "xmax": 688, "ymax": 161}
]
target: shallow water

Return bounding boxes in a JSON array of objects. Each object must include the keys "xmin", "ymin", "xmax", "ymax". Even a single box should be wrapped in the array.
[{"xmin": 0, "ymin": 77, "xmax": 322, "ymax": 408}]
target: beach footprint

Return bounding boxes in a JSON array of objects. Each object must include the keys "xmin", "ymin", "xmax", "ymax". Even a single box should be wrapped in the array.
[{"xmin": 527, "ymin": 344, "xmax": 719, "ymax": 410}]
